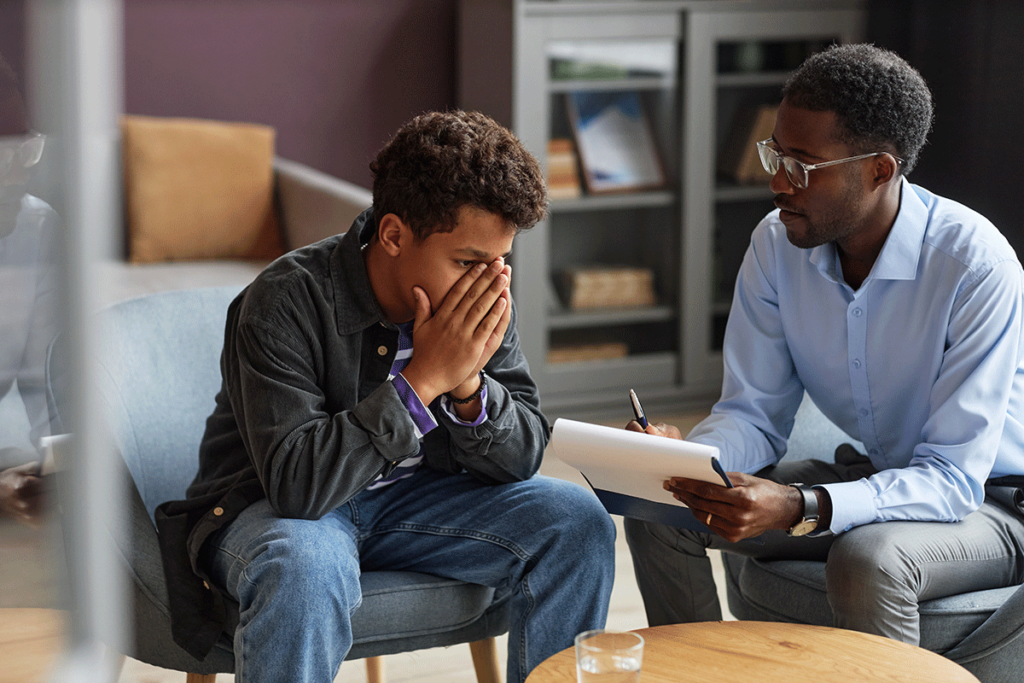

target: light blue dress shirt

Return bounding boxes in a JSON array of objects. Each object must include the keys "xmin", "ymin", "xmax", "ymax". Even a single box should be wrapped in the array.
[{"xmin": 688, "ymin": 178, "xmax": 1024, "ymax": 534}]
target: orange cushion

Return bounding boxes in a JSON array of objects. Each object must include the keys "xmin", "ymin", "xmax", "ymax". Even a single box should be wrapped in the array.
[{"xmin": 122, "ymin": 115, "xmax": 284, "ymax": 263}]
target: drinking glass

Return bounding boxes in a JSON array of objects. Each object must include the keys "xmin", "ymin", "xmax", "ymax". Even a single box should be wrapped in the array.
[{"xmin": 575, "ymin": 629, "xmax": 644, "ymax": 682}]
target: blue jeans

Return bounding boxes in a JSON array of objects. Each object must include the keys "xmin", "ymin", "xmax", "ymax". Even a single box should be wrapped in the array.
[{"xmin": 204, "ymin": 468, "xmax": 616, "ymax": 683}]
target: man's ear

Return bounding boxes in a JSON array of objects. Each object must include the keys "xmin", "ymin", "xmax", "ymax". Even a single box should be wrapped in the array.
[
  {"xmin": 871, "ymin": 153, "xmax": 900, "ymax": 188},
  {"xmin": 377, "ymin": 213, "xmax": 409, "ymax": 257}
]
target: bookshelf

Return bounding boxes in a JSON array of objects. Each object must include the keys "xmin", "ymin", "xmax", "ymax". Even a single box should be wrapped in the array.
[{"xmin": 458, "ymin": 0, "xmax": 866, "ymax": 418}]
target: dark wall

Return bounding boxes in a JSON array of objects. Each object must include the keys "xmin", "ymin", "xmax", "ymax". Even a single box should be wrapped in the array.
[
  {"xmin": 0, "ymin": 1, "xmax": 26, "ymax": 85},
  {"xmin": 868, "ymin": 0, "xmax": 1024, "ymax": 256},
  {"xmin": 1, "ymin": 0, "xmax": 458, "ymax": 190},
  {"xmin": 124, "ymin": 0, "xmax": 458, "ymax": 189}
]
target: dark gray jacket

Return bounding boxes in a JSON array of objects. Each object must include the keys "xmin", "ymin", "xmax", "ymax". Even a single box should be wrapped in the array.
[{"xmin": 156, "ymin": 208, "xmax": 548, "ymax": 658}]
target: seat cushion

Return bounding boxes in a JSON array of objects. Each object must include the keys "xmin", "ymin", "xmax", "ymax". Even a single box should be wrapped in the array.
[{"xmin": 724, "ymin": 554, "xmax": 1020, "ymax": 654}]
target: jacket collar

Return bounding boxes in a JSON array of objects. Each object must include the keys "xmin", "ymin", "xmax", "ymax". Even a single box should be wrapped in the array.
[{"xmin": 331, "ymin": 207, "xmax": 396, "ymax": 336}]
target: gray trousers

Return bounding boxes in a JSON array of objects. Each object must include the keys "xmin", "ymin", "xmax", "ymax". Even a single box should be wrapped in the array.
[{"xmin": 623, "ymin": 448, "xmax": 1024, "ymax": 646}]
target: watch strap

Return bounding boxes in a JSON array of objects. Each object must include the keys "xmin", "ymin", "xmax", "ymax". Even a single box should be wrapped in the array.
[{"xmin": 787, "ymin": 483, "xmax": 819, "ymax": 536}]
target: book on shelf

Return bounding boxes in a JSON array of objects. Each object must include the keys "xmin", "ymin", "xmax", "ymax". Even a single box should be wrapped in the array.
[
  {"xmin": 718, "ymin": 103, "xmax": 778, "ymax": 185},
  {"xmin": 547, "ymin": 342, "xmax": 628, "ymax": 365},
  {"xmin": 566, "ymin": 91, "xmax": 666, "ymax": 194},
  {"xmin": 556, "ymin": 266, "xmax": 656, "ymax": 310},
  {"xmin": 547, "ymin": 138, "xmax": 582, "ymax": 200}
]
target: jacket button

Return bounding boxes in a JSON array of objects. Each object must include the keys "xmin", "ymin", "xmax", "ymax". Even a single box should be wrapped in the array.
[
  {"xmin": 377, "ymin": 345, "xmax": 388, "ymax": 356},
  {"xmin": 213, "ymin": 507, "xmax": 224, "ymax": 516}
]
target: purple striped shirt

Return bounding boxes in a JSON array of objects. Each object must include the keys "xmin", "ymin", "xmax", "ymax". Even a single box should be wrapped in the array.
[{"xmin": 368, "ymin": 322, "xmax": 487, "ymax": 489}]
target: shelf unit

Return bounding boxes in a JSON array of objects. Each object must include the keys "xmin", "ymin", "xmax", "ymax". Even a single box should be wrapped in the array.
[{"xmin": 458, "ymin": 0, "xmax": 865, "ymax": 418}]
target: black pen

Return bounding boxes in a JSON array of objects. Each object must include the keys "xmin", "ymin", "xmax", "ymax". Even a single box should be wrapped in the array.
[{"xmin": 629, "ymin": 389, "xmax": 648, "ymax": 429}]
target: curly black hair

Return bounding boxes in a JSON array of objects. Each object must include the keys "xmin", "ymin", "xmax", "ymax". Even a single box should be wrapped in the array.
[
  {"xmin": 782, "ymin": 43, "xmax": 933, "ymax": 175},
  {"xmin": 370, "ymin": 110, "xmax": 547, "ymax": 239}
]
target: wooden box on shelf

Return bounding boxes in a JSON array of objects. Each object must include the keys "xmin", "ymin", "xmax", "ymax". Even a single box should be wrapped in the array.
[{"xmin": 557, "ymin": 266, "xmax": 656, "ymax": 310}]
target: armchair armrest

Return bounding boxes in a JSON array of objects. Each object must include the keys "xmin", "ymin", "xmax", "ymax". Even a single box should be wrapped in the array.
[{"xmin": 273, "ymin": 157, "xmax": 373, "ymax": 249}]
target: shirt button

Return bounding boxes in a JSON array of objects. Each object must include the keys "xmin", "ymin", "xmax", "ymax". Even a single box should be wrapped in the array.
[
  {"xmin": 852, "ymin": 308, "xmax": 863, "ymax": 317},
  {"xmin": 859, "ymin": 408, "xmax": 868, "ymax": 416},
  {"xmin": 852, "ymin": 359, "xmax": 862, "ymax": 369},
  {"xmin": 213, "ymin": 507, "xmax": 224, "ymax": 516},
  {"xmin": 377, "ymin": 345, "xmax": 388, "ymax": 356}
]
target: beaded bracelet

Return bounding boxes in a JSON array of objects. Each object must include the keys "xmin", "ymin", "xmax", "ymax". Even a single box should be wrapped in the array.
[{"xmin": 447, "ymin": 372, "xmax": 485, "ymax": 405}]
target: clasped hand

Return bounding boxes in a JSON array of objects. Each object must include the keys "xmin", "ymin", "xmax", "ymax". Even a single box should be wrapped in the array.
[
  {"xmin": 401, "ymin": 259, "xmax": 511, "ymax": 405},
  {"xmin": 0, "ymin": 461, "xmax": 50, "ymax": 528},
  {"xmin": 626, "ymin": 420, "xmax": 802, "ymax": 542}
]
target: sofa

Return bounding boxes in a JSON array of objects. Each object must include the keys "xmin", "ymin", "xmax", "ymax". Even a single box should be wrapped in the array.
[{"xmin": 103, "ymin": 155, "xmax": 372, "ymax": 305}]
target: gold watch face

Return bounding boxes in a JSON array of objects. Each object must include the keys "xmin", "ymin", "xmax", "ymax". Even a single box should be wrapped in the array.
[{"xmin": 789, "ymin": 519, "xmax": 818, "ymax": 537}]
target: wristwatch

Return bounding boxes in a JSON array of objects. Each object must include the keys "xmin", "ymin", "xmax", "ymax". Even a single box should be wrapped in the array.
[{"xmin": 787, "ymin": 483, "xmax": 819, "ymax": 537}]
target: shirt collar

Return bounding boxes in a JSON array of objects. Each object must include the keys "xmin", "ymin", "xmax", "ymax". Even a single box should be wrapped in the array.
[
  {"xmin": 810, "ymin": 176, "xmax": 928, "ymax": 285},
  {"xmin": 331, "ymin": 206, "xmax": 396, "ymax": 335}
]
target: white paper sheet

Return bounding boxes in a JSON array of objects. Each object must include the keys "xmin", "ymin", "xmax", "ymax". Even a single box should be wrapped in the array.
[{"xmin": 550, "ymin": 418, "xmax": 730, "ymax": 511}]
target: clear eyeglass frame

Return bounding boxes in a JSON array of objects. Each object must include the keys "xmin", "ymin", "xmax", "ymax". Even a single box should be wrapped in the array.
[
  {"xmin": 756, "ymin": 138, "xmax": 902, "ymax": 189},
  {"xmin": 0, "ymin": 130, "xmax": 46, "ymax": 177}
]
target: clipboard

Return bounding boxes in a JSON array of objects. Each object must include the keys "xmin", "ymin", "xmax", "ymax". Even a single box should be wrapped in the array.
[
  {"xmin": 550, "ymin": 418, "xmax": 732, "ymax": 533},
  {"xmin": 38, "ymin": 433, "xmax": 70, "ymax": 476}
]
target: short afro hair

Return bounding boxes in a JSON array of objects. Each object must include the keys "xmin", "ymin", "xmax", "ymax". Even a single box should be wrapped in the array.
[
  {"xmin": 370, "ymin": 110, "xmax": 547, "ymax": 239},
  {"xmin": 782, "ymin": 43, "xmax": 933, "ymax": 175}
]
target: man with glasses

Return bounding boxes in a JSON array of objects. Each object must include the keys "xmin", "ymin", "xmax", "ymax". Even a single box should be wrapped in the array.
[
  {"xmin": 0, "ymin": 52, "xmax": 56, "ymax": 527},
  {"xmin": 625, "ymin": 43, "xmax": 1024, "ymax": 647}
]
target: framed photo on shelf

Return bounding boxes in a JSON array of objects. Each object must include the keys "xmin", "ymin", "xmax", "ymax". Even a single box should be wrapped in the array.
[{"xmin": 566, "ymin": 91, "xmax": 666, "ymax": 194}]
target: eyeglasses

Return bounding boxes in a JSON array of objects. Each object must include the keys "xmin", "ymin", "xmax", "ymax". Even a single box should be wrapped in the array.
[
  {"xmin": 756, "ymin": 138, "xmax": 902, "ymax": 189},
  {"xmin": 0, "ymin": 131, "xmax": 45, "ymax": 177}
]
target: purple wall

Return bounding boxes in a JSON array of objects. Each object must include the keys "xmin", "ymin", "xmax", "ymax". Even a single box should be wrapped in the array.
[
  {"xmin": 1, "ymin": 0, "xmax": 456, "ymax": 188},
  {"xmin": 0, "ymin": 1, "xmax": 27, "ymax": 87},
  {"xmin": 124, "ymin": 0, "xmax": 457, "ymax": 188}
]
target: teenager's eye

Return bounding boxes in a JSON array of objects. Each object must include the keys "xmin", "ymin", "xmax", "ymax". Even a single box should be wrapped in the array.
[{"xmin": 458, "ymin": 260, "xmax": 477, "ymax": 268}]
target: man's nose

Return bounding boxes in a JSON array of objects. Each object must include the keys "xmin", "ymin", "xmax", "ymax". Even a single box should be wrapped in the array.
[{"xmin": 768, "ymin": 166, "xmax": 796, "ymax": 195}]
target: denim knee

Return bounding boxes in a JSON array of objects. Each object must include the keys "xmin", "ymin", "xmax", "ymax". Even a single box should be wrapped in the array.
[
  {"xmin": 537, "ymin": 478, "xmax": 616, "ymax": 554},
  {"xmin": 239, "ymin": 524, "xmax": 362, "ymax": 618}
]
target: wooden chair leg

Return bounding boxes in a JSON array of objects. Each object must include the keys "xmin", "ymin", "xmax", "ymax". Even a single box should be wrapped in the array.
[
  {"xmin": 366, "ymin": 655, "xmax": 385, "ymax": 683},
  {"xmin": 469, "ymin": 638, "xmax": 502, "ymax": 683},
  {"xmin": 185, "ymin": 674, "xmax": 217, "ymax": 683}
]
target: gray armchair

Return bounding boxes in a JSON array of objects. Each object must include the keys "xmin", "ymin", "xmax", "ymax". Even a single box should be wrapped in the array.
[
  {"xmin": 45, "ymin": 287, "xmax": 510, "ymax": 683},
  {"xmin": 723, "ymin": 397, "xmax": 1024, "ymax": 683}
]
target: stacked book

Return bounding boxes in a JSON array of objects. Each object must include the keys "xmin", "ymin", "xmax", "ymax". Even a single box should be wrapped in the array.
[{"xmin": 547, "ymin": 138, "xmax": 582, "ymax": 200}]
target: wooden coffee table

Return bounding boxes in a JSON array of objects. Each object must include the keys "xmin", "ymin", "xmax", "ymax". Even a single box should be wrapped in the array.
[
  {"xmin": 0, "ymin": 608, "xmax": 65, "ymax": 683},
  {"xmin": 525, "ymin": 621, "xmax": 980, "ymax": 682}
]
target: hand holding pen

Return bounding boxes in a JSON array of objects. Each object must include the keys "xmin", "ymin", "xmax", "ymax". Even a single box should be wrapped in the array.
[
  {"xmin": 629, "ymin": 389, "xmax": 648, "ymax": 429},
  {"xmin": 627, "ymin": 389, "xmax": 683, "ymax": 440}
]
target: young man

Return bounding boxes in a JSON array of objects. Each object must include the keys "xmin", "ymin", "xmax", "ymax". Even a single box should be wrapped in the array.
[
  {"xmin": 625, "ymin": 44, "xmax": 1024, "ymax": 644},
  {"xmin": 156, "ymin": 110, "xmax": 616, "ymax": 683}
]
